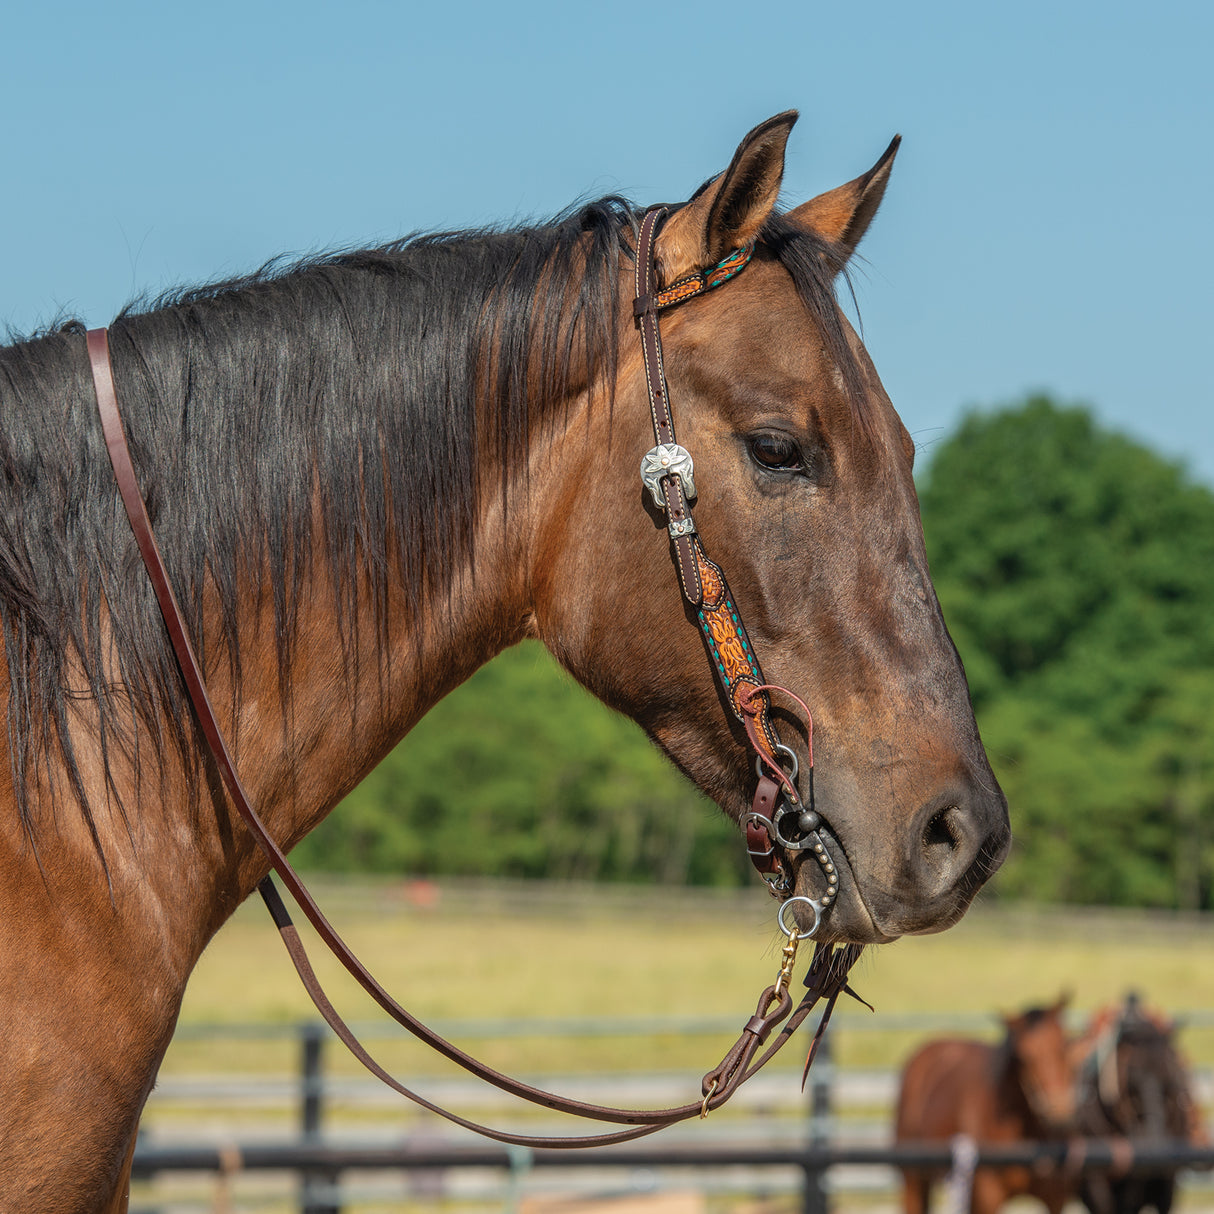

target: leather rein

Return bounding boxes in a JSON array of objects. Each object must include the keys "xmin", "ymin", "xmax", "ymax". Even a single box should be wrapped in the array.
[{"xmin": 84, "ymin": 206, "xmax": 862, "ymax": 1148}]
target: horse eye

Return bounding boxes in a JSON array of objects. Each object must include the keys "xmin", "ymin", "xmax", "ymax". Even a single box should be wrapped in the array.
[{"xmin": 748, "ymin": 433, "xmax": 804, "ymax": 472}]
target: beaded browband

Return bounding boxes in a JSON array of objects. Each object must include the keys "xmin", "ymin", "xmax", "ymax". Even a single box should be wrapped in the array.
[{"xmin": 634, "ymin": 240, "xmax": 755, "ymax": 315}]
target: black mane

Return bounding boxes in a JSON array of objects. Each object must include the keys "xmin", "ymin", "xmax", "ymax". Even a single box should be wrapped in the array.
[{"xmin": 0, "ymin": 198, "xmax": 861, "ymax": 847}]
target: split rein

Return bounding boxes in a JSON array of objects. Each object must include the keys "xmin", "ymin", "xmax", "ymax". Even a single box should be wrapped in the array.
[{"xmin": 83, "ymin": 207, "xmax": 863, "ymax": 1149}]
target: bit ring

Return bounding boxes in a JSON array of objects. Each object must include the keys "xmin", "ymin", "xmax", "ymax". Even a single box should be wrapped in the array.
[
  {"xmin": 778, "ymin": 895, "xmax": 824, "ymax": 941},
  {"xmin": 755, "ymin": 742, "xmax": 799, "ymax": 785}
]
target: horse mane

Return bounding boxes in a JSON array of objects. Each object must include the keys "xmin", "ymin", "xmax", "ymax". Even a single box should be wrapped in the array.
[{"xmin": 0, "ymin": 198, "xmax": 864, "ymax": 852}]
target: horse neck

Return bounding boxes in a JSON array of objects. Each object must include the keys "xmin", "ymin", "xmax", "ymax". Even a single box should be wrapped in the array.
[
  {"xmin": 199, "ymin": 308, "xmax": 592, "ymax": 873},
  {"xmin": 992, "ymin": 1040, "xmax": 1030, "ymax": 1105},
  {"xmin": 991, "ymin": 1037, "xmax": 1047, "ymax": 1129},
  {"xmin": 185, "ymin": 475, "xmax": 540, "ymax": 924},
  {"xmin": 0, "ymin": 248, "xmax": 605, "ymax": 948}
]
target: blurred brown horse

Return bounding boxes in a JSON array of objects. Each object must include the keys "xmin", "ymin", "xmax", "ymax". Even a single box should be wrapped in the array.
[
  {"xmin": 0, "ymin": 112, "xmax": 1008, "ymax": 1208},
  {"xmin": 896, "ymin": 996, "xmax": 1076, "ymax": 1214},
  {"xmin": 1075, "ymin": 996, "xmax": 1206, "ymax": 1214}
]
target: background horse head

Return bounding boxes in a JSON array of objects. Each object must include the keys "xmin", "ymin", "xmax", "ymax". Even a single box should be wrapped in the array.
[
  {"xmin": 0, "ymin": 112, "xmax": 1008, "ymax": 1207},
  {"xmin": 997, "ymin": 996, "xmax": 1077, "ymax": 1133},
  {"xmin": 895, "ymin": 994, "xmax": 1076, "ymax": 1214},
  {"xmin": 1076, "ymin": 996, "xmax": 1206, "ymax": 1214}
]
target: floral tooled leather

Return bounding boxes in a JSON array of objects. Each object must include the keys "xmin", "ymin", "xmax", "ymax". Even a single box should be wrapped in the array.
[
  {"xmin": 693, "ymin": 543, "xmax": 782, "ymax": 766},
  {"xmin": 698, "ymin": 555, "xmax": 725, "ymax": 608}
]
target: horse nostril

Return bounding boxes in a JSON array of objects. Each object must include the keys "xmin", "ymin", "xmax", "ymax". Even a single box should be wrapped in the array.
[
  {"xmin": 923, "ymin": 805, "xmax": 963, "ymax": 853},
  {"xmin": 879, "ymin": 787, "xmax": 1009, "ymax": 933}
]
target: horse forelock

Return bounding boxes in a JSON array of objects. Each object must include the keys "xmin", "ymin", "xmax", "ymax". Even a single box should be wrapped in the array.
[{"xmin": 0, "ymin": 196, "xmax": 862, "ymax": 849}]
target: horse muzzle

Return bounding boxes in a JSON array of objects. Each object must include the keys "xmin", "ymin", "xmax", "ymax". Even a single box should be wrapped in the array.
[{"xmin": 792, "ymin": 775, "xmax": 1011, "ymax": 944}]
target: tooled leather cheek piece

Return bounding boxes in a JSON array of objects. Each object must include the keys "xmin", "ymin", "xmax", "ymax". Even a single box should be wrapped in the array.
[{"xmin": 632, "ymin": 206, "xmax": 839, "ymax": 917}]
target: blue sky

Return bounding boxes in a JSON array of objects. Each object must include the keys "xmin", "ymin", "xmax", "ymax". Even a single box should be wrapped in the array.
[{"xmin": 4, "ymin": 0, "xmax": 1211, "ymax": 482}]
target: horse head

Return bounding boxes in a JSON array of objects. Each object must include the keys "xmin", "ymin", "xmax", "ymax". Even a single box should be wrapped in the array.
[
  {"xmin": 1003, "ymin": 994, "xmax": 1077, "ymax": 1132},
  {"xmin": 530, "ymin": 113, "xmax": 1009, "ymax": 944},
  {"xmin": 1112, "ymin": 1007, "xmax": 1204, "ymax": 1144}
]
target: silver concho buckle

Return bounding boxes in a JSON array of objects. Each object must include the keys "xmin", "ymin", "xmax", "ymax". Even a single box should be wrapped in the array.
[{"xmin": 640, "ymin": 443, "xmax": 696, "ymax": 509}]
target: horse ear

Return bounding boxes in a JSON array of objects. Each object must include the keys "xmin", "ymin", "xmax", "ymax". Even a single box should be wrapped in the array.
[
  {"xmin": 786, "ymin": 135, "xmax": 900, "ymax": 270},
  {"xmin": 655, "ymin": 111, "xmax": 797, "ymax": 284}
]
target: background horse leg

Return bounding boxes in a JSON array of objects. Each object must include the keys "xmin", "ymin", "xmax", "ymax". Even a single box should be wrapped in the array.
[
  {"xmin": 1136, "ymin": 1176, "xmax": 1175, "ymax": 1214},
  {"xmin": 1039, "ymin": 1176, "xmax": 1072, "ymax": 1214},
  {"xmin": 1152, "ymin": 1176, "xmax": 1176, "ymax": 1214},
  {"xmin": 970, "ymin": 1169, "xmax": 1006, "ymax": 1214},
  {"xmin": 903, "ymin": 1169, "xmax": 932, "ymax": 1214},
  {"xmin": 1083, "ymin": 1171, "xmax": 1115, "ymax": 1214}
]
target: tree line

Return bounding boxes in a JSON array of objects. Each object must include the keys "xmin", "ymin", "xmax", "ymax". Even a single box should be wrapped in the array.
[
  {"xmin": 919, "ymin": 396, "xmax": 1214, "ymax": 908},
  {"xmin": 293, "ymin": 396, "xmax": 1214, "ymax": 909}
]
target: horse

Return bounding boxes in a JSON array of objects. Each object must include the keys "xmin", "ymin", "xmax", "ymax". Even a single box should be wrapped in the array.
[
  {"xmin": 0, "ymin": 111, "xmax": 1009, "ymax": 1209},
  {"xmin": 1074, "ymin": 996, "xmax": 1206, "ymax": 1214},
  {"xmin": 895, "ymin": 996, "xmax": 1076, "ymax": 1214}
]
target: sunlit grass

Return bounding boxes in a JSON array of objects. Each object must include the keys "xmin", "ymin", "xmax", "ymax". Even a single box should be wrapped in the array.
[
  {"xmin": 169, "ymin": 879, "xmax": 1214, "ymax": 1077},
  {"xmin": 139, "ymin": 885, "xmax": 1214, "ymax": 1213}
]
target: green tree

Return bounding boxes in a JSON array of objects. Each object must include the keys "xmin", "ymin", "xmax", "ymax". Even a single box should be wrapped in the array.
[
  {"xmin": 919, "ymin": 396, "xmax": 1214, "ymax": 907},
  {"xmin": 292, "ymin": 641, "xmax": 750, "ymax": 886}
]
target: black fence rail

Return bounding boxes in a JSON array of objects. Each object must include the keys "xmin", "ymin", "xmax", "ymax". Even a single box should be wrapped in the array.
[
  {"xmin": 130, "ymin": 1138, "xmax": 1214, "ymax": 1214},
  {"xmin": 133, "ymin": 1015, "xmax": 1214, "ymax": 1213},
  {"xmin": 131, "ymin": 1138, "xmax": 1214, "ymax": 1171}
]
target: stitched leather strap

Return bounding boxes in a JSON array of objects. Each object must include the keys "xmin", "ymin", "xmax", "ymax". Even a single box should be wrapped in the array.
[
  {"xmin": 634, "ymin": 209, "xmax": 705, "ymax": 604},
  {"xmin": 86, "ymin": 327, "xmax": 856, "ymax": 1147},
  {"xmin": 632, "ymin": 213, "xmax": 799, "ymax": 814}
]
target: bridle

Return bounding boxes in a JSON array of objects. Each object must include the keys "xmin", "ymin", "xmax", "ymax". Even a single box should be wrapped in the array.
[
  {"xmin": 82, "ymin": 205, "xmax": 863, "ymax": 1148},
  {"xmin": 632, "ymin": 207, "xmax": 843, "ymax": 925}
]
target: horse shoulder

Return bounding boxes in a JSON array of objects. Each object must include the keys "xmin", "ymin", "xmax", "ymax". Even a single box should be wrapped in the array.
[{"xmin": 0, "ymin": 660, "xmax": 207, "ymax": 1207}]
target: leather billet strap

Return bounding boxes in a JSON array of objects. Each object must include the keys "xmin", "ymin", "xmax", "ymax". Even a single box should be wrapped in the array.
[
  {"xmin": 85, "ymin": 326, "xmax": 856, "ymax": 1148},
  {"xmin": 632, "ymin": 207, "xmax": 706, "ymax": 606}
]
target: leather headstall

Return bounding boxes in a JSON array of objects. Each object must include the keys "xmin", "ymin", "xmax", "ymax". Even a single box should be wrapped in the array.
[
  {"xmin": 82, "ymin": 214, "xmax": 862, "ymax": 1149},
  {"xmin": 632, "ymin": 208, "xmax": 842, "ymax": 922}
]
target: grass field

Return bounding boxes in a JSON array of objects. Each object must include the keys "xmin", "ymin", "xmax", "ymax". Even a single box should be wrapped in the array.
[
  {"xmin": 139, "ymin": 882, "xmax": 1214, "ymax": 1213},
  {"xmin": 167, "ymin": 877, "xmax": 1214, "ymax": 1077}
]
